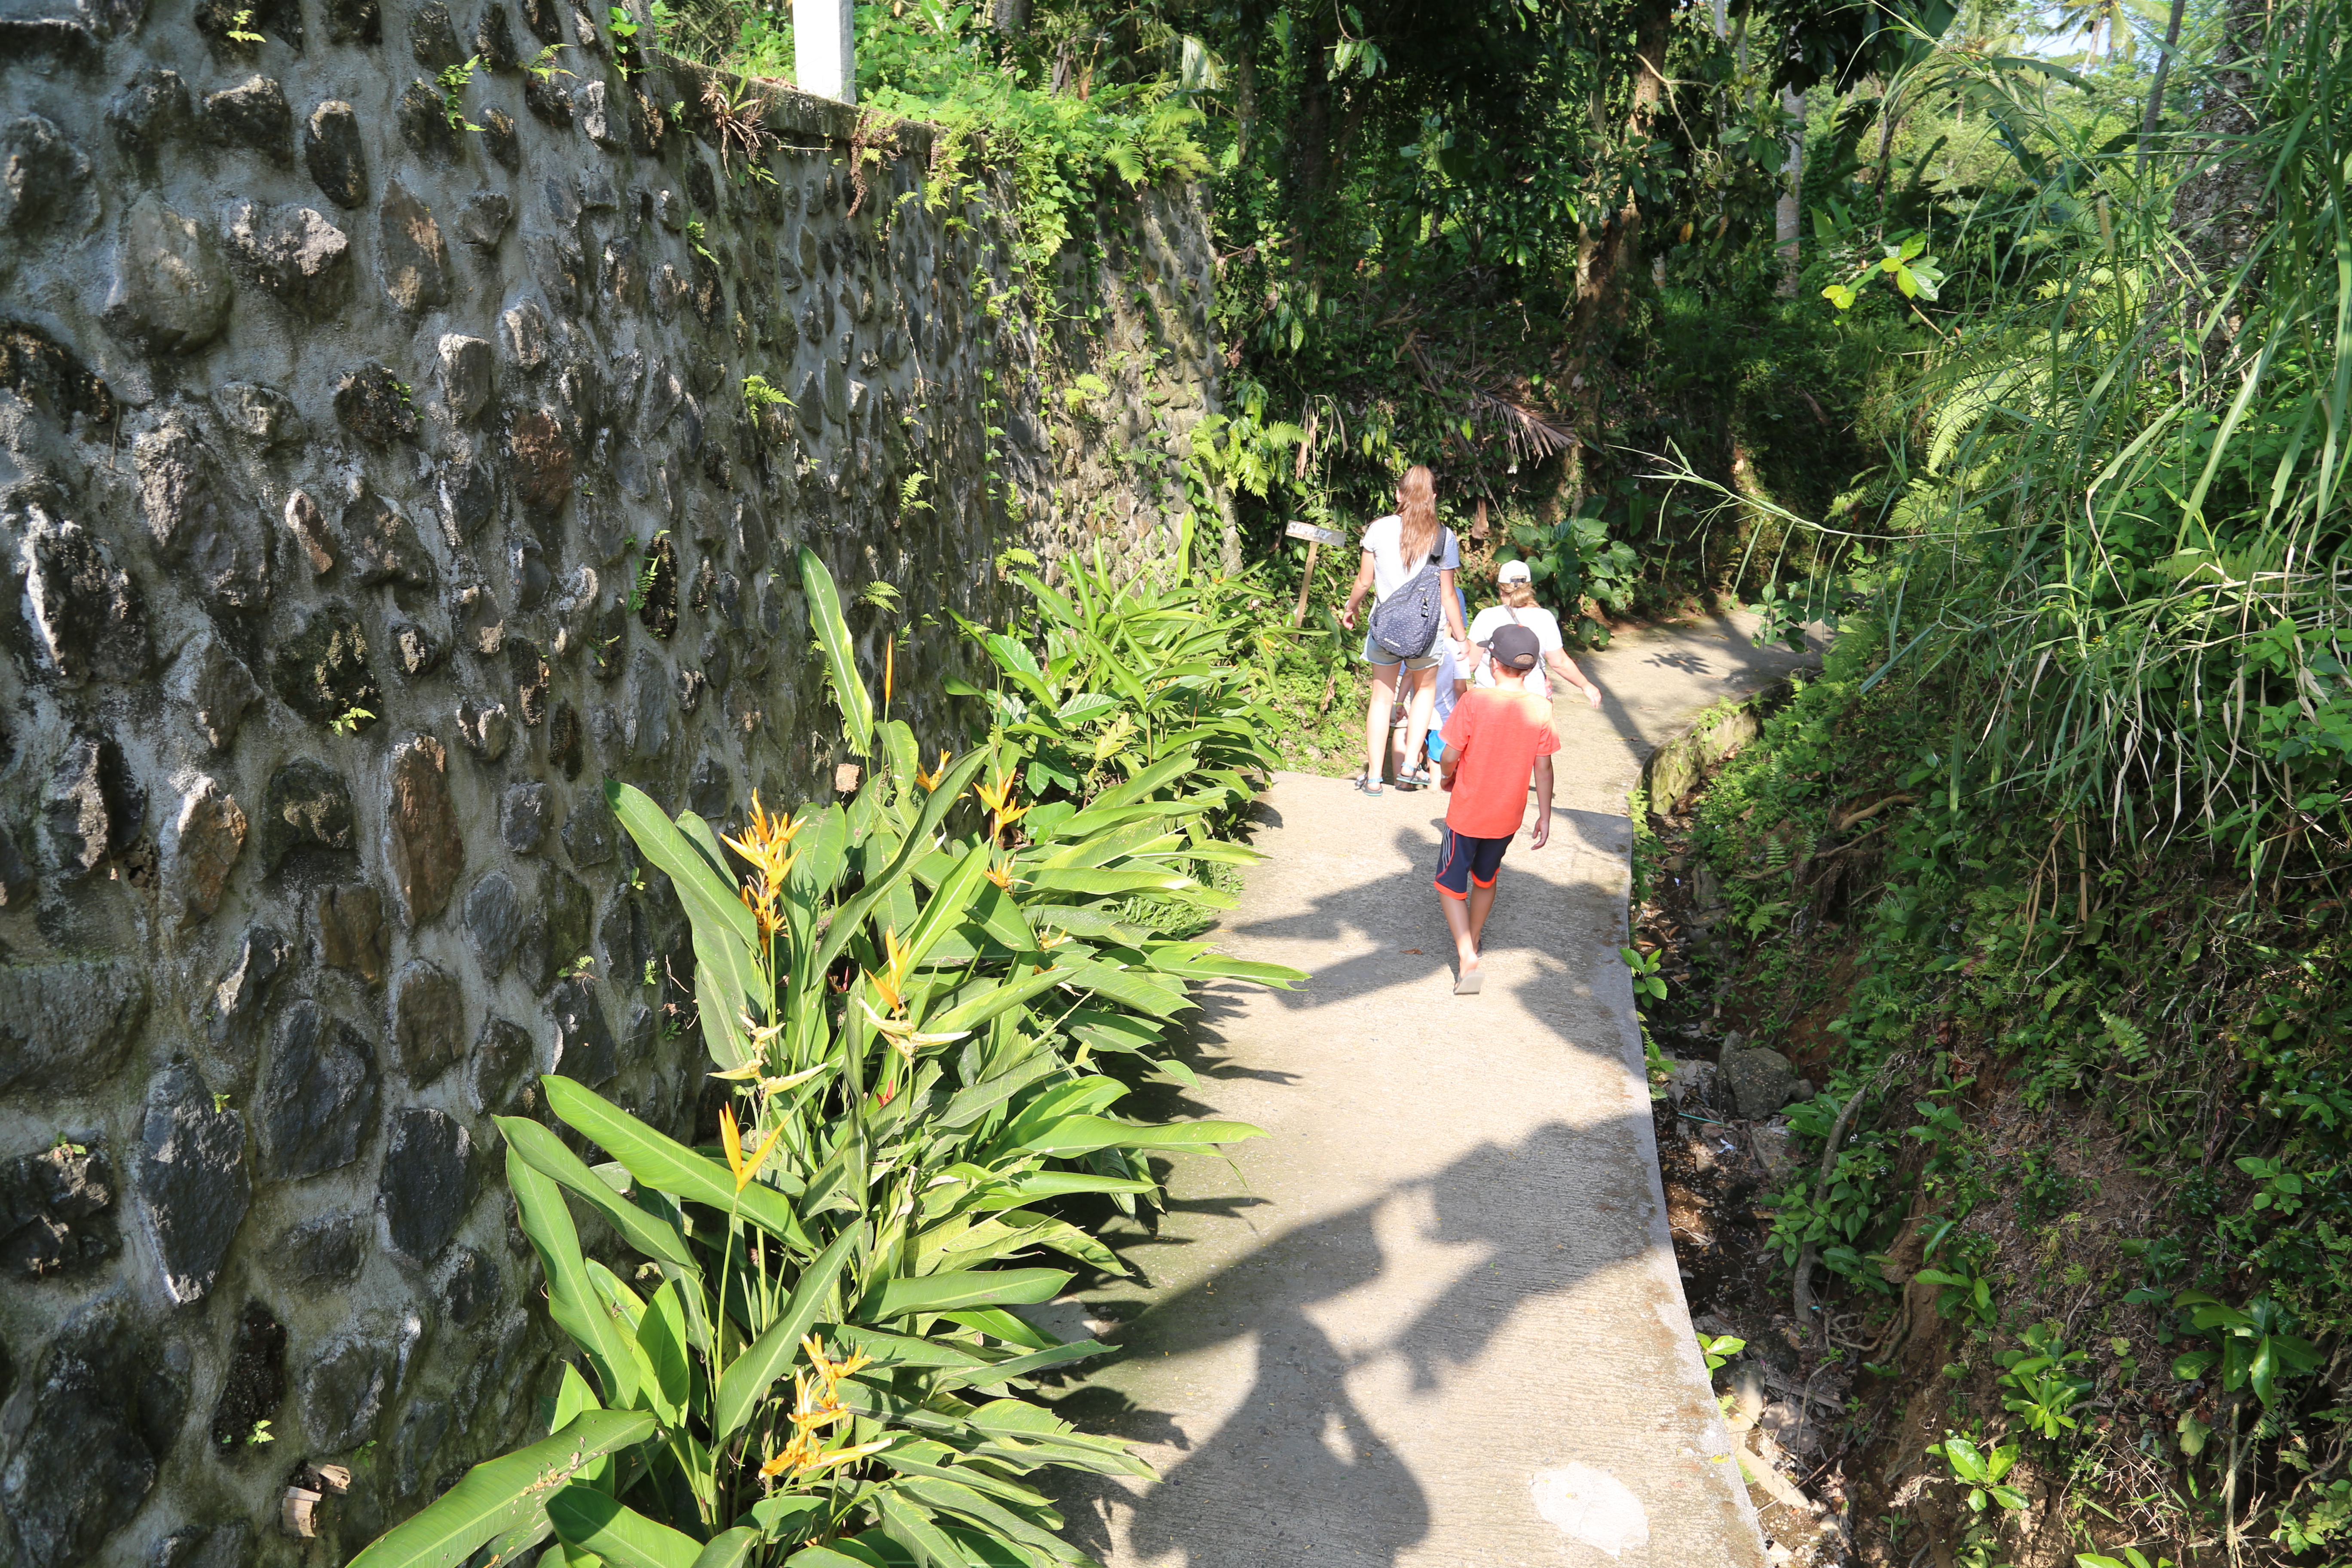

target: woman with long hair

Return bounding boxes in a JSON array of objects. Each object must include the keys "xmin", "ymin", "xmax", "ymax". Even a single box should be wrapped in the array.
[
  {"xmin": 1467, "ymin": 558, "xmax": 1604, "ymax": 708},
  {"xmin": 1337, "ymin": 466, "xmax": 1470, "ymax": 793}
]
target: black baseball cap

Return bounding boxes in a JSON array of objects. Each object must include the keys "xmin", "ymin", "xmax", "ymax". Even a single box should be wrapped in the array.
[{"xmin": 1485, "ymin": 624, "xmax": 1541, "ymax": 671}]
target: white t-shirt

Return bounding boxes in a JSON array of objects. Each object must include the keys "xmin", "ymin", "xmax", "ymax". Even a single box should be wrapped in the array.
[
  {"xmin": 1361, "ymin": 514, "xmax": 1460, "ymax": 603},
  {"xmin": 1468, "ymin": 603, "xmax": 1563, "ymax": 686}
]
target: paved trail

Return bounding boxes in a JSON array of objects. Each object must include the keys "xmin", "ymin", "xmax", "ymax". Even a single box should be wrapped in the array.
[{"xmin": 1040, "ymin": 613, "xmax": 1818, "ymax": 1568}]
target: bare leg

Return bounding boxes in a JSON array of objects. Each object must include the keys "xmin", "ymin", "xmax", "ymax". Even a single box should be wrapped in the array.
[
  {"xmin": 1401, "ymin": 666, "xmax": 1437, "ymax": 777},
  {"xmin": 1363, "ymin": 660, "xmax": 1400, "ymax": 782},
  {"xmin": 1467, "ymin": 880, "xmax": 1498, "ymax": 952},
  {"xmin": 1442, "ymin": 894, "xmax": 1479, "ymax": 975}
]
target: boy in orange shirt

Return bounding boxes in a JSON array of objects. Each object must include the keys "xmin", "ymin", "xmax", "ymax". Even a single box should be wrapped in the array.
[{"xmin": 1435, "ymin": 623, "xmax": 1560, "ymax": 994}]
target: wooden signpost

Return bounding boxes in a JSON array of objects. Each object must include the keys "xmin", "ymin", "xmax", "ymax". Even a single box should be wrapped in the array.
[{"xmin": 1286, "ymin": 519, "xmax": 1347, "ymax": 625}]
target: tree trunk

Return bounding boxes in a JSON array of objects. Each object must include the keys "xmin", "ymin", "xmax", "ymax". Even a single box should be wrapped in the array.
[
  {"xmin": 1775, "ymin": 85, "xmax": 1805, "ymax": 297},
  {"xmin": 1282, "ymin": 9, "xmax": 1333, "ymax": 257},
  {"xmin": 2173, "ymin": 0, "xmax": 2269, "ymax": 280},
  {"xmin": 1573, "ymin": 0, "xmax": 1671, "ymax": 338},
  {"xmin": 990, "ymin": 0, "xmax": 1027, "ymax": 37},
  {"xmin": 2136, "ymin": 0, "xmax": 2189, "ymax": 178}
]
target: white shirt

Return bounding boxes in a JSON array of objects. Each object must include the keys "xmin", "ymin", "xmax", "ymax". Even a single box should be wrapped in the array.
[
  {"xmin": 1467, "ymin": 603, "xmax": 1563, "ymax": 685},
  {"xmin": 1361, "ymin": 514, "xmax": 1460, "ymax": 603}
]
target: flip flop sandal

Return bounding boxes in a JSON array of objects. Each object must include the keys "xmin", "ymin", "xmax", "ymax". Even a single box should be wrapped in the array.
[
  {"xmin": 1399, "ymin": 768, "xmax": 1433, "ymax": 790},
  {"xmin": 1454, "ymin": 968, "xmax": 1483, "ymax": 995},
  {"xmin": 1354, "ymin": 775, "xmax": 1384, "ymax": 796}
]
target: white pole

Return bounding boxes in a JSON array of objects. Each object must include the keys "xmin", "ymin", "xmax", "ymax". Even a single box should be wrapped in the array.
[{"xmin": 794, "ymin": 0, "xmax": 856, "ymax": 103}]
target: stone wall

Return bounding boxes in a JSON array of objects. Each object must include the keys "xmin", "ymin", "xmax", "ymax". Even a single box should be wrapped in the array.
[{"xmin": 0, "ymin": 5, "xmax": 1222, "ymax": 1563}]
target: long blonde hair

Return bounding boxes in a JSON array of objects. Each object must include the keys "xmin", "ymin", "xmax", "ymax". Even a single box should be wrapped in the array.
[
  {"xmin": 1500, "ymin": 578, "xmax": 1538, "ymax": 609},
  {"xmin": 1396, "ymin": 466, "xmax": 1439, "ymax": 567}
]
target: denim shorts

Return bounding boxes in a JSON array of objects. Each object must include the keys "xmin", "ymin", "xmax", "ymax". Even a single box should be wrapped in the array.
[{"xmin": 1362, "ymin": 629, "xmax": 1441, "ymax": 672}]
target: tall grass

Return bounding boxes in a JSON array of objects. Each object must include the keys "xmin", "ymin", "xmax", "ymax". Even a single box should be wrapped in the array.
[{"xmin": 1727, "ymin": 3, "xmax": 2352, "ymax": 872}]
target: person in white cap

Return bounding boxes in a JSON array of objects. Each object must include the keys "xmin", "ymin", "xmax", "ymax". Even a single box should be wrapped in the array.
[{"xmin": 1468, "ymin": 558, "xmax": 1604, "ymax": 709}]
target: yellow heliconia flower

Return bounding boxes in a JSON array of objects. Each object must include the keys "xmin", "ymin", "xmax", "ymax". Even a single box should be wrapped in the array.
[
  {"xmin": 722, "ymin": 792, "xmax": 805, "ymax": 882},
  {"xmin": 973, "ymin": 772, "xmax": 1030, "ymax": 839},
  {"xmin": 856, "ymin": 998, "xmax": 969, "ymax": 1063},
  {"xmin": 866, "ymin": 926, "xmax": 915, "ymax": 1016},
  {"xmin": 756, "ymin": 1337, "xmax": 885, "ymax": 1484},
  {"xmin": 717, "ymin": 1102, "xmax": 786, "ymax": 1193},
  {"xmin": 884, "ymin": 640, "xmax": 895, "ymax": 709},
  {"xmin": 981, "ymin": 854, "xmax": 1020, "ymax": 892},
  {"xmin": 915, "ymin": 748, "xmax": 953, "ymax": 792}
]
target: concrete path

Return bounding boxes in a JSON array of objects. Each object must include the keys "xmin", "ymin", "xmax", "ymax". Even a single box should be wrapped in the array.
[{"xmin": 1039, "ymin": 613, "xmax": 1819, "ymax": 1568}]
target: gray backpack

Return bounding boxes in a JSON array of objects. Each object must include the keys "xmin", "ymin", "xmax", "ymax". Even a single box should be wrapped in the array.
[{"xmin": 1368, "ymin": 529, "xmax": 1451, "ymax": 659}]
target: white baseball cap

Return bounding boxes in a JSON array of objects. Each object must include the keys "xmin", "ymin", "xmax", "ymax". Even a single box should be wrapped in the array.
[{"xmin": 1498, "ymin": 559, "xmax": 1532, "ymax": 583}]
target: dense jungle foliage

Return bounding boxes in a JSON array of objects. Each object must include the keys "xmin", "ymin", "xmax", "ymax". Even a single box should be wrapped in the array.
[{"xmin": 407, "ymin": 0, "xmax": 2352, "ymax": 1559}]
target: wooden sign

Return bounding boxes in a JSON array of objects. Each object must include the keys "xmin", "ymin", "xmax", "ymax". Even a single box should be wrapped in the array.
[{"xmin": 1285, "ymin": 520, "xmax": 1348, "ymax": 547}]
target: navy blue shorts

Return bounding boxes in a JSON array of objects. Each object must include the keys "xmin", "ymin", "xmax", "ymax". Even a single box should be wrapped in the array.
[{"xmin": 1433, "ymin": 825, "xmax": 1510, "ymax": 899}]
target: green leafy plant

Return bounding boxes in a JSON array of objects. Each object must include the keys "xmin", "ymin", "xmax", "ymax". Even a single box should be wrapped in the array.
[
  {"xmin": 437, "ymin": 55, "xmax": 485, "ymax": 130},
  {"xmin": 1929, "ymin": 1433, "xmax": 2028, "ymax": 1513},
  {"xmin": 328, "ymin": 706, "xmax": 375, "ymax": 736},
  {"xmin": 225, "ymin": 5, "xmax": 263, "ymax": 41},
  {"xmin": 1998, "ymin": 1326, "xmax": 2093, "ymax": 1441},
  {"xmin": 1820, "ymin": 232, "xmax": 1946, "ymax": 313},
  {"xmin": 347, "ymin": 553, "xmax": 1302, "ymax": 1568},
  {"xmin": 560, "ymin": 953, "xmax": 596, "ymax": 980},
  {"xmin": 527, "ymin": 41, "xmax": 574, "ymax": 80},
  {"xmin": 1618, "ymin": 945, "xmax": 1666, "ymax": 1001},
  {"xmin": 247, "ymin": 1419, "xmax": 275, "ymax": 1446},
  {"xmin": 628, "ymin": 531, "xmax": 670, "ymax": 615},
  {"xmin": 1698, "ymin": 1332, "xmax": 1746, "ymax": 1374},
  {"xmin": 687, "ymin": 217, "xmax": 719, "ymax": 263},
  {"xmin": 2170, "ymin": 1291, "xmax": 2322, "ymax": 1410},
  {"xmin": 2078, "ymin": 1550, "xmax": 2177, "ymax": 1568},
  {"xmin": 742, "ymin": 373, "xmax": 790, "ymax": 416}
]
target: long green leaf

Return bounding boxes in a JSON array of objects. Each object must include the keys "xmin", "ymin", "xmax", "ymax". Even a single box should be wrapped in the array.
[
  {"xmin": 1020, "ymin": 1116, "xmax": 1265, "ymax": 1155},
  {"xmin": 542, "ymin": 1076, "xmax": 811, "ymax": 1252},
  {"xmin": 877, "ymin": 1491, "xmax": 969, "ymax": 1568},
  {"xmin": 691, "ymin": 1528, "xmax": 761, "ymax": 1568},
  {"xmin": 814, "ymin": 747, "xmax": 993, "ymax": 975},
  {"xmin": 606, "ymin": 780, "xmax": 765, "ymax": 1066},
  {"xmin": 546, "ymin": 1485, "xmax": 704, "ymax": 1568},
  {"xmin": 800, "ymin": 545, "xmax": 875, "ymax": 756},
  {"xmin": 506, "ymin": 1145, "xmax": 639, "ymax": 1406},
  {"xmin": 711, "ymin": 1222, "xmax": 864, "ymax": 1442},
  {"xmin": 926, "ymin": 962, "xmax": 1081, "ymax": 1035},
  {"xmin": 867, "ymin": 1268, "xmax": 1072, "ymax": 1319},
  {"xmin": 343, "ymin": 1411, "xmax": 656, "ymax": 1568},
  {"xmin": 499, "ymin": 1118, "xmax": 698, "ymax": 1269}
]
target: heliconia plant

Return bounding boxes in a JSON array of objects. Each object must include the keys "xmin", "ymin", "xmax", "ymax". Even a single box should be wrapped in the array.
[{"xmin": 346, "ymin": 550, "xmax": 1297, "ymax": 1568}]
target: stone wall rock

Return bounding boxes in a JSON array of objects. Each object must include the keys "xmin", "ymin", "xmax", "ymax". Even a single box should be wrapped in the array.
[{"xmin": 0, "ymin": 11, "xmax": 1224, "ymax": 1563}]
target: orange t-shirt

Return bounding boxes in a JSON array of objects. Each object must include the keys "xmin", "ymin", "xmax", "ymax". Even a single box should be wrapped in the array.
[{"xmin": 1439, "ymin": 686, "xmax": 1560, "ymax": 837}]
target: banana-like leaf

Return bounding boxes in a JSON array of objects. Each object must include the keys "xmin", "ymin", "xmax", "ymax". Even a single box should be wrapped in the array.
[
  {"xmin": 897, "ymin": 1476, "xmax": 1080, "ymax": 1561},
  {"xmin": 1020, "ymin": 867, "xmax": 1191, "ymax": 897},
  {"xmin": 898, "ymin": 841, "xmax": 993, "ymax": 971},
  {"xmin": 691, "ymin": 1528, "xmax": 761, "ymax": 1568},
  {"xmin": 814, "ymin": 747, "xmax": 993, "ymax": 976},
  {"xmin": 785, "ymin": 1548, "xmax": 894, "ymax": 1568},
  {"xmin": 710, "ymin": 1222, "xmax": 863, "ymax": 1443},
  {"xmin": 546, "ymin": 1485, "xmax": 704, "ymax": 1568},
  {"xmin": 606, "ymin": 781, "xmax": 764, "ymax": 1066},
  {"xmin": 877, "ymin": 1491, "xmax": 967, "ymax": 1568},
  {"xmin": 635, "ymin": 1280, "xmax": 692, "ymax": 1427},
  {"xmin": 940, "ymin": 1308, "xmax": 1058, "ymax": 1350},
  {"xmin": 499, "ymin": 1118, "xmax": 698, "ymax": 1270},
  {"xmin": 343, "ymin": 1410, "xmax": 657, "ymax": 1568},
  {"xmin": 866, "ymin": 1268, "xmax": 1072, "ymax": 1319},
  {"xmin": 507, "ymin": 1144, "xmax": 639, "ymax": 1406},
  {"xmin": 543, "ymin": 1077, "xmax": 811, "ymax": 1252},
  {"xmin": 799, "ymin": 545, "xmax": 874, "ymax": 756},
  {"xmin": 951, "ymin": 1340, "xmax": 1114, "ymax": 1389},
  {"xmin": 1047, "ymin": 961, "xmax": 1192, "ymax": 1020},
  {"xmin": 1019, "ymin": 1116, "xmax": 1265, "ymax": 1155},
  {"xmin": 925, "ymin": 962, "xmax": 1081, "ymax": 1036}
]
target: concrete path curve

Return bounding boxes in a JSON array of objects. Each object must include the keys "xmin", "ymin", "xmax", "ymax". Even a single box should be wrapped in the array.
[{"xmin": 1039, "ymin": 613, "xmax": 1819, "ymax": 1568}]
